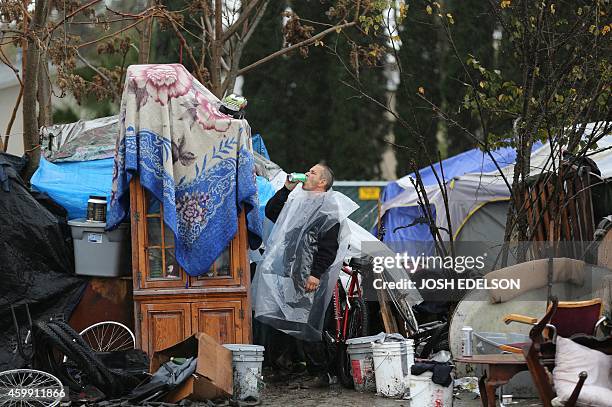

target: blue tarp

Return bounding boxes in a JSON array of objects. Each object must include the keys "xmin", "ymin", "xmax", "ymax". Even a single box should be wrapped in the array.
[
  {"xmin": 252, "ymin": 134, "xmax": 270, "ymax": 160},
  {"xmin": 256, "ymin": 175, "xmax": 275, "ymax": 222},
  {"xmin": 378, "ymin": 144, "xmax": 541, "ymax": 250},
  {"xmin": 31, "ymin": 157, "xmax": 114, "ymax": 220}
]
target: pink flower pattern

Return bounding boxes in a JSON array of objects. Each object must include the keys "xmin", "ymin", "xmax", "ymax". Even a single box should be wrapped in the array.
[
  {"xmin": 131, "ymin": 64, "xmax": 192, "ymax": 106},
  {"xmin": 195, "ymin": 92, "xmax": 232, "ymax": 132}
]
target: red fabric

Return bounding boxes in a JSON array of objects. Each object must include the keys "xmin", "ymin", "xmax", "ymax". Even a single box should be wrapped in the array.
[{"xmin": 551, "ymin": 303, "xmax": 601, "ymax": 338}]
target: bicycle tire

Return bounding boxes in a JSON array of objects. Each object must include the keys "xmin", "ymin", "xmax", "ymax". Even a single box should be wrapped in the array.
[
  {"xmin": 53, "ymin": 320, "xmax": 141, "ymax": 390},
  {"xmin": 338, "ymin": 296, "xmax": 369, "ymax": 388},
  {"xmin": 52, "ymin": 321, "xmax": 141, "ymax": 394},
  {"xmin": 33, "ymin": 320, "xmax": 99, "ymax": 392},
  {"xmin": 45, "ymin": 322, "xmax": 118, "ymax": 395}
]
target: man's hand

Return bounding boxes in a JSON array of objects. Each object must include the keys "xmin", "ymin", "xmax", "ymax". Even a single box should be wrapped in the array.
[
  {"xmin": 305, "ymin": 275, "xmax": 320, "ymax": 293},
  {"xmin": 285, "ymin": 178, "xmax": 299, "ymax": 191}
]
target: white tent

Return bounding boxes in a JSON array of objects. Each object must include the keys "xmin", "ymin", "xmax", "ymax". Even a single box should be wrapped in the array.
[{"xmin": 382, "ymin": 123, "xmax": 612, "ymax": 242}]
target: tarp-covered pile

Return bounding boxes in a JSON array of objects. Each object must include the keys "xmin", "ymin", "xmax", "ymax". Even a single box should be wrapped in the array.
[
  {"xmin": 32, "ymin": 116, "xmax": 118, "ymax": 219},
  {"xmin": 0, "ymin": 153, "xmax": 86, "ymax": 370}
]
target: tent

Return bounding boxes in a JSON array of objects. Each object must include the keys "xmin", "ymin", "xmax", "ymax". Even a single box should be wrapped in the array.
[
  {"xmin": 380, "ymin": 122, "xmax": 612, "ymax": 267},
  {"xmin": 378, "ymin": 144, "xmax": 531, "ymax": 254}
]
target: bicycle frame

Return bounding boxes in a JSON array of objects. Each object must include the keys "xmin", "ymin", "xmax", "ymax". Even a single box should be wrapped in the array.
[{"xmin": 333, "ymin": 265, "xmax": 362, "ymax": 343}]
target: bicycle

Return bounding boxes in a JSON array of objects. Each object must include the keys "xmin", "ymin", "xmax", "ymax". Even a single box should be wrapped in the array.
[
  {"xmin": 2, "ymin": 304, "xmax": 65, "ymax": 407},
  {"xmin": 324, "ymin": 256, "xmax": 370, "ymax": 388}
]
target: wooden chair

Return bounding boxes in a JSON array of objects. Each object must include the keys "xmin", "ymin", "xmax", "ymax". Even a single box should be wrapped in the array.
[
  {"xmin": 501, "ymin": 298, "xmax": 607, "ymax": 353},
  {"xmin": 523, "ymin": 297, "xmax": 612, "ymax": 407}
]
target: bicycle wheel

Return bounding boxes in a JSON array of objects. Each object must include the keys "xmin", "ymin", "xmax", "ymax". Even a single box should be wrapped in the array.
[
  {"xmin": 338, "ymin": 296, "xmax": 369, "ymax": 388},
  {"xmin": 0, "ymin": 369, "xmax": 65, "ymax": 407},
  {"xmin": 79, "ymin": 321, "xmax": 135, "ymax": 352}
]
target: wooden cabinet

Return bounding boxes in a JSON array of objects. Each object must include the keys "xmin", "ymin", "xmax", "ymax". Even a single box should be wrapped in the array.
[{"xmin": 130, "ymin": 178, "xmax": 252, "ymax": 356}]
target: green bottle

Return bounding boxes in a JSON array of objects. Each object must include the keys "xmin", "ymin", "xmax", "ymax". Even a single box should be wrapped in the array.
[{"xmin": 288, "ymin": 173, "xmax": 307, "ymax": 183}]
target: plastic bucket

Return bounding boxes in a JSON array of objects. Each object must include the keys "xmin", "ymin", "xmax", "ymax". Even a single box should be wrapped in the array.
[
  {"xmin": 222, "ymin": 344, "xmax": 265, "ymax": 401},
  {"xmin": 346, "ymin": 336, "xmax": 378, "ymax": 392},
  {"xmin": 371, "ymin": 340, "xmax": 414, "ymax": 398},
  {"xmin": 409, "ymin": 372, "xmax": 453, "ymax": 407}
]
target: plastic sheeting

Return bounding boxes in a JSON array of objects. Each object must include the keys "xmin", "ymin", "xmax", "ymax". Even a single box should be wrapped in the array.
[
  {"xmin": 40, "ymin": 115, "xmax": 118, "ymax": 162},
  {"xmin": 31, "ymin": 157, "xmax": 114, "ymax": 220},
  {"xmin": 252, "ymin": 186, "xmax": 358, "ymax": 341},
  {"xmin": 0, "ymin": 153, "xmax": 87, "ymax": 370}
]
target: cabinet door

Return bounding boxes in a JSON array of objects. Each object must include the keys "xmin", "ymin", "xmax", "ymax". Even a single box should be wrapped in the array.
[
  {"xmin": 191, "ymin": 300, "xmax": 243, "ymax": 344},
  {"xmin": 137, "ymin": 191, "xmax": 188, "ymax": 289},
  {"xmin": 140, "ymin": 302, "xmax": 191, "ymax": 356}
]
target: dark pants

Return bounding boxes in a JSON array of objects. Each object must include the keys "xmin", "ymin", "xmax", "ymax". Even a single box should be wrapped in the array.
[
  {"xmin": 301, "ymin": 339, "xmax": 329, "ymax": 375},
  {"xmin": 254, "ymin": 319, "xmax": 329, "ymax": 375}
]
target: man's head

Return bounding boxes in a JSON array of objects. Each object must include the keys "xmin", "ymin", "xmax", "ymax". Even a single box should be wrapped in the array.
[{"xmin": 302, "ymin": 163, "xmax": 334, "ymax": 192}]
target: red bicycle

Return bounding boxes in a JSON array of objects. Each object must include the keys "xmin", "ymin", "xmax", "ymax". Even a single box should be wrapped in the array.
[{"xmin": 324, "ymin": 257, "xmax": 369, "ymax": 388}]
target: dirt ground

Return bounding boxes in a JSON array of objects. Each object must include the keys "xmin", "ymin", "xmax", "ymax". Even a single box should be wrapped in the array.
[{"xmin": 259, "ymin": 373, "xmax": 543, "ymax": 407}]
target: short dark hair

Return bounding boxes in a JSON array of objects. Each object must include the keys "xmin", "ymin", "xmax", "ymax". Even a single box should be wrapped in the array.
[{"xmin": 318, "ymin": 163, "xmax": 334, "ymax": 191}]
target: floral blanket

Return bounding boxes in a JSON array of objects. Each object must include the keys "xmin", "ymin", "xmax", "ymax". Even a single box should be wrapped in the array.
[{"xmin": 107, "ymin": 64, "xmax": 262, "ymax": 276}]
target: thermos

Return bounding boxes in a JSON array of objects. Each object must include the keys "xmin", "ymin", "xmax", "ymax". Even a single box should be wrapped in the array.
[
  {"xmin": 461, "ymin": 326, "xmax": 473, "ymax": 357},
  {"xmin": 288, "ymin": 173, "xmax": 307, "ymax": 183},
  {"xmin": 87, "ymin": 195, "xmax": 107, "ymax": 223}
]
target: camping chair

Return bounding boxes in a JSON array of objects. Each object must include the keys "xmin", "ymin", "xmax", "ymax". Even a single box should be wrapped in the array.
[
  {"xmin": 500, "ymin": 298, "xmax": 607, "ymax": 353},
  {"xmin": 522, "ymin": 298, "xmax": 612, "ymax": 407}
]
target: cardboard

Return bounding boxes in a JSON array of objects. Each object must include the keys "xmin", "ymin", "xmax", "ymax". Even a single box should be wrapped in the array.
[{"xmin": 151, "ymin": 332, "xmax": 233, "ymax": 402}]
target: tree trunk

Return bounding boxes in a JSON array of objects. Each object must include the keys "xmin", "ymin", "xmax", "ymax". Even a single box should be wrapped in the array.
[
  {"xmin": 21, "ymin": 0, "xmax": 49, "ymax": 182},
  {"xmin": 37, "ymin": 52, "xmax": 52, "ymax": 128},
  {"xmin": 139, "ymin": 3, "xmax": 154, "ymax": 64},
  {"xmin": 210, "ymin": 0, "xmax": 223, "ymax": 97}
]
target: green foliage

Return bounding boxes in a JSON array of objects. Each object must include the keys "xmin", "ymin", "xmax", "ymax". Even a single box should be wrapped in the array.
[
  {"xmin": 52, "ymin": 106, "xmax": 79, "ymax": 125},
  {"xmin": 460, "ymin": 0, "xmax": 611, "ymax": 150},
  {"xmin": 242, "ymin": 0, "xmax": 388, "ymax": 180}
]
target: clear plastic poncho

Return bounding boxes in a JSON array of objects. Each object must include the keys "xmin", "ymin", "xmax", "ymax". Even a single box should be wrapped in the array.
[{"xmin": 252, "ymin": 185, "xmax": 358, "ymax": 341}]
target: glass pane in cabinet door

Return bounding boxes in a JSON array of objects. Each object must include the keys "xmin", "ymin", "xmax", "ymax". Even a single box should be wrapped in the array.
[
  {"xmin": 214, "ymin": 248, "xmax": 231, "ymax": 277},
  {"xmin": 164, "ymin": 249, "xmax": 181, "ymax": 279},
  {"xmin": 145, "ymin": 191, "xmax": 161, "ymax": 214},
  {"xmin": 163, "ymin": 223, "xmax": 175, "ymax": 246},
  {"xmin": 147, "ymin": 217, "xmax": 162, "ymax": 246},
  {"xmin": 198, "ymin": 246, "xmax": 231, "ymax": 278},
  {"xmin": 148, "ymin": 248, "xmax": 163, "ymax": 279}
]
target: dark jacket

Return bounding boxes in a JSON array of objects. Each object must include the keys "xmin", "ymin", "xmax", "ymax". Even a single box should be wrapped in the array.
[{"xmin": 265, "ymin": 186, "xmax": 340, "ymax": 279}]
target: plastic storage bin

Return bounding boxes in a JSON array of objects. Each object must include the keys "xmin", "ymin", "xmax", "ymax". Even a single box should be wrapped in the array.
[{"xmin": 68, "ymin": 219, "xmax": 130, "ymax": 277}]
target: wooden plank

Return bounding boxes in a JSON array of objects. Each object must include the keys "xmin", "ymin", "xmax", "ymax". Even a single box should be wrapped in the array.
[
  {"xmin": 377, "ymin": 288, "xmax": 399, "ymax": 333},
  {"xmin": 532, "ymin": 185, "xmax": 546, "ymax": 242},
  {"xmin": 580, "ymin": 171, "xmax": 595, "ymax": 241},
  {"xmin": 539, "ymin": 181, "xmax": 551, "ymax": 241},
  {"xmin": 559, "ymin": 178, "xmax": 574, "ymax": 258}
]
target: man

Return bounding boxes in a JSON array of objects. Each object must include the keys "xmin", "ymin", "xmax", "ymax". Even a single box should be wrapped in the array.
[
  {"xmin": 255, "ymin": 163, "xmax": 343, "ymax": 387},
  {"xmin": 265, "ymin": 164, "xmax": 339, "ymax": 293}
]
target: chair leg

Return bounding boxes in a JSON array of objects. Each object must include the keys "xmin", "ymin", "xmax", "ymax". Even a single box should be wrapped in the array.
[
  {"xmin": 478, "ymin": 373, "xmax": 488, "ymax": 407},
  {"xmin": 565, "ymin": 371, "xmax": 588, "ymax": 407}
]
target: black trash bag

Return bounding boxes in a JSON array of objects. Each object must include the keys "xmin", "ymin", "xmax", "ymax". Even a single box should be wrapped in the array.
[
  {"xmin": 126, "ymin": 357, "xmax": 198, "ymax": 403},
  {"xmin": 0, "ymin": 152, "xmax": 87, "ymax": 371}
]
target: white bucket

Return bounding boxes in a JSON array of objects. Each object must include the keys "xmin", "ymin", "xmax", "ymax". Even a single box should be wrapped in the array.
[
  {"xmin": 409, "ymin": 372, "xmax": 454, "ymax": 407},
  {"xmin": 371, "ymin": 340, "xmax": 414, "ymax": 398},
  {"xmin": 346, "ymin": 336, "xmax": 378, "ymax": 392},
  {"xmin": 223, "ymin": 344, "xmax": 265, "ymax": 402}
]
